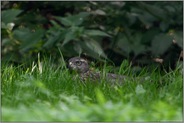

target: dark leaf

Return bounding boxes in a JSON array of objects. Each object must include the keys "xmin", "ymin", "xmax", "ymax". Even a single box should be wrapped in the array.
[
  {"xmin": 160, "ymin": 22, "xmax": 169, "ymax": 32},
  {"xmin": 2, "ymin": 9, "xmax": 22, "ymax": 24},
  {"xmin": 2, "ymin": 38, "xmax": 12, "ymax": 46},
  {"xmin": 55, "ymin": 17, "xmax": 73, "ymax": 27},
  {"xmin": 13, "ymin": 28, "xmax": 45, "ymax": 52},
  {"xmin": 142, "ymin": 29, "xmax": 160, "ymax": 45},
  {"xmin": 91, "ymin": 9, "xmax": 106, "ymax": 15},
  {"xmin": 55, "ymin": 12, "xmax": 90, "ymax": 26},
  {"xmin": 62, "ymin": 31, "xmax": 77, "ymax": 46},
  {"xmin": 43, "ymin": 31, "xmax": 64, "ymax": 49},
  {"xmin": 79, "ymin": 38, "xmax": 107, "ymax": 59},
  {"xmin": 61, "ymin": 26, "xmax": 84, "ymax": 46},
  {"xmin": 151, "ymin": 34, "xmax": 173, "ymax": 55},
  {"xmin": 138, "ymin": 2, "xmax": 167, "ymax": 21},
  {"xmin": 132, "ymin": 7, "xmax": 156, "ymax": 27},
  {"xmin": 1, "ymin": 22, "xmax": 7, "ymax": 29},
  {"xmin": 85, "ymin": 30, "xmax": 111, "ymax": 37},
  {"xmin": 73, "ymin": 43, "xmax": 82, "ymax": 55}
]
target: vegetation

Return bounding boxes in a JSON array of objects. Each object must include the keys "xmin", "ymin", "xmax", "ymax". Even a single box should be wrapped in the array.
[
  {"xmin": 1, "ymin": 1, "xmax": 183, "ymax": 70},
  {"xmin": 1, "ymin": 1, "xmax": 183, "ymax": 122},
  {"xmin": 2, "ymin": 58, "xmax": 183, "ymax": 121}
]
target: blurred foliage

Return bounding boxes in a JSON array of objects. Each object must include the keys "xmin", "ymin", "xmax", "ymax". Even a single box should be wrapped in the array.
[
  {"xmin": 2, "ymin": 61, "xmax": 182, "ymax": 121},
  {"xmin": 1, "ymin": 1, "xmax": 183, "ymax": 70}
]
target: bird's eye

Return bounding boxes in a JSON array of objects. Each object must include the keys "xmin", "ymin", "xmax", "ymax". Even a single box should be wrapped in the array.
[{"xmin": 75, "ymin": 61, "xmax": 82, "ymax": 66}]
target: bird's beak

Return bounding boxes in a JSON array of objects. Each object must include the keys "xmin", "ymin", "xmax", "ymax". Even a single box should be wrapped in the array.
[
  {"xmin": 69, "ymin": 62, "xmax": 72, "ymax": 66},
  {"xmin": 68, "ymin": 62, "xmax": 76, "ymax": 70}
]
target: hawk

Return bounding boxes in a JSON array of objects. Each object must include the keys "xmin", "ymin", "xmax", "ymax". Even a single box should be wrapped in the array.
[{"xmin": 68, "ymin": 57, "xmax": 130, "ymax": 84}]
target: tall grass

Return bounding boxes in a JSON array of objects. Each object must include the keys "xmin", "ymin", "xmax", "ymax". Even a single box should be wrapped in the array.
[{"xmin": 1, "ymin": 58, "xmax": 183, "ymax": 121}]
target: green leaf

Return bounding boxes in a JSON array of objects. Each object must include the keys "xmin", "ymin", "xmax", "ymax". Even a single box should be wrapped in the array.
[
  {"xmin": 73, "ymin": 43, "xmax": 82, "ymax": 55},
  {"xmin": 43, "ymin": 22, "xmax": 66, "ymax": 48},
  {"xmin": 61, "ymin": 26, "xmax": 84, "ymax": 46},
  {"xmin": 2, "ymin": 9, "xmax": 22, "ymax": 24},
  {"xmin": 43, "ymin": 31, "xmax": 64, "ymax": 48},
  {"xmin": 85, "ymin": 30, "xmax": 111, "ymax": 37},
  {"xmin": 131, "ymin": 7, "xmax": 156, "ymax": 27},
  {"xmin": 55, "ymin": 12, "xmax": 90, "ymax": 26},
  {"xmin": 62, "ymin": 26, "xmax": 84, "ymax": 46},
  {"xmin": 13, "ymin": 28, "xmax": 45, "ymax": 52},
  {"xmin": 50, "ymin": 20, "xmax": 62, "ymax": 28},
  {"xmin": 142, "ymin": 29, "xmax": 160, "ymax": 45},
  {"xmin": 2, "ymin": 38, "xmax": 12, "ymax": 46},
  {"xmin": 95, "ymin": 89, "xmax": 106, "ymax": 105},
  {"xmin": 151, "ymin": 34, "xmax": 173, "ymax": 55},
  {"xmin": 138, "ymin": 2, "xmax": 166, "ymax": 21},
  {"xmin": 79, "ymin": 38, "xmax": 107, "ymax": 59},
  {"xmin": 160, "ymin": 22, "xmax": 169, "ymax": 32},
  {"xmin": 62, "ymin": 31, "xmax": 76, "ymax": 46},
  {"xmin": 55, "ymin": 17, "xmax": 73, "ymax": 27},
  {"xmin": 1, "ymin": 22, "xmax": 7, "ymax": 29},
  {"xmin": 131, "ymin": 33, "xmax": 146, "ymax": 56},
  {"xmin": 91, "ymin": 9, "xmax": 106, "ymax": 15},
  {"xmin": 115, "ymin": 34, "xmax": 131, "ymax": 57}
]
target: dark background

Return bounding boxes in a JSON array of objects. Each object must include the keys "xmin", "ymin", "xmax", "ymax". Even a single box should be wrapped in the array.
[{"xmin": 1, "ymin": 1, "xmax": 183, "ymax": 71}]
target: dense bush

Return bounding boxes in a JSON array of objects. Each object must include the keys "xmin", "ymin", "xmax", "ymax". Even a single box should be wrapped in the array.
[{"xmin": 1, "ymin": 1, "xmax": 183, "ymax": 70}]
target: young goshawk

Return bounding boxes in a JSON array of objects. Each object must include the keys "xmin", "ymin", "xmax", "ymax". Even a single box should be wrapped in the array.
[{"xmin": 68, "ymin": 57, "xmax": 130, "ymax": 84}]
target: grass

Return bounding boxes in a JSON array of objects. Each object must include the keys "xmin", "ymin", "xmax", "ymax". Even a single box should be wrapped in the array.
[{"xmin": 1, "ymin": 58, "xmax": 183, "ymax": 122}]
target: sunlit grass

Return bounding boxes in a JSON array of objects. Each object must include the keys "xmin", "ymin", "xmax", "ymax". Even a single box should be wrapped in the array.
[{"xmin": 1, "ymin": 59, "xmax": 183, "ymax": 121}]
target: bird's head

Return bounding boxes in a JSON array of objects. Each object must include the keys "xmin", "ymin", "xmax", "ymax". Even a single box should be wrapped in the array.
[{"xmin": 68, "ymin": 57, "xmax": 89, "ymax": 73}]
